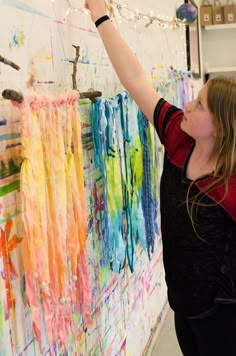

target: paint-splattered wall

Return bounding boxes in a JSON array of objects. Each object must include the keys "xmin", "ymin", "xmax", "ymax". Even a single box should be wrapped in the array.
[{"xmin": 0, "ymin": 0, "xmax": 188, "ymax": 355}]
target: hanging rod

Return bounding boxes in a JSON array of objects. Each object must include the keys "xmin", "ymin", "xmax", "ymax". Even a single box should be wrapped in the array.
[{"xmin": 1, "ymin": 88, "xmax": 102, "ymax": 103}]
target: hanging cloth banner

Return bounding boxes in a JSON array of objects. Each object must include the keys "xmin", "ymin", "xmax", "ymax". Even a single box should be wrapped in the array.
[
  {"xmin": 91, "ymin": 92, "xmax": 159, "ymax": 273},
  {"xmin": 11, "ymin": 91, "xmax": 92, "ymax": 352}
]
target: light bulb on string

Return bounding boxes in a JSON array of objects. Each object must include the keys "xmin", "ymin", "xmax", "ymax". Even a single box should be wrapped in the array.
[
  {"xmin": 64, "ymin": 0, "xmax": 72, "ymax": 19},
  {"xmin": 134, "ymin": 8, "xmax": 140, "ymax": 19},
  {"xmin": 65, "ymin": 6, "xmax": 71, "ymax": 18}
]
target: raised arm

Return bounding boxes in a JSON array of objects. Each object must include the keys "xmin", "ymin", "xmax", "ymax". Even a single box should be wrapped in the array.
[{"xmin": 84, "ymin": 0, "xmax": 161, "ymax": 124}]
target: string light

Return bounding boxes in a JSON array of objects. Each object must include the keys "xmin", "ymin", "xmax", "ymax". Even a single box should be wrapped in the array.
[
  {"xmin": 63, "ymin": 1, "xmax": 188, "ymax": 29},
  {"xmin": 65, "ymin": 6, "xmax": 71, "ymax": 19}
]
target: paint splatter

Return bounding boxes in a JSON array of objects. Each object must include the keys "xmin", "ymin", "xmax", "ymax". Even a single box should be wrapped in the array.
[
  {"xmin": 0, "ymin": 118, "xmax": 7, "ymax": 126},
  {"xmin": 9, "ymin": 27, "xmax": 25, "ymax": 48},
  {"xmin": 80, "ymin": 46, "xmax": 90, "ymax": 64},
  {"xmin": 34, "ymin": 55, "xmax": 52, "ymax": 61}
]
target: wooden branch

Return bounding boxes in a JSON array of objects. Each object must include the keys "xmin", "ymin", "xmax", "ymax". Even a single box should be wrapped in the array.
[
  {"xmin": 0, "ymin": 55, "xmax": 20, "ymax": 71},
  {"xmin": 2, "ymin": 89, "xmax": 23, "ymax": 103},
  {"xmin": 79, "ymin": 90, "xmax": 102, "ymax": 102},
  {"xmin": 70, "ymin": 45, "xmax": 102, "ymax": 101},
  {"xmin": 70, "ymin": 45, "xmax": 80, "ymax": 90},
  {"xmin": 2, "ymin": 88, "xmax": 102, "ymax": 104}
]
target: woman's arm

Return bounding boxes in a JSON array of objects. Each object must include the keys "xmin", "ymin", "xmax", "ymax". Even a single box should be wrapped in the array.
[{"xmin": 84, "ymin": 0, "xmax": 161, "ymax": 124}]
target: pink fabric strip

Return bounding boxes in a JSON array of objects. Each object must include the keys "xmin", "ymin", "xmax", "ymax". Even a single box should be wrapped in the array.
[{"xmin": 12, "ymin": 90, "xmax": 92, "ymax": 351}]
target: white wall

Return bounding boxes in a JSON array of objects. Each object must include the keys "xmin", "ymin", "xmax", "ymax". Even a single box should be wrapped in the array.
[{"xmin": 202, "ymin": 27, "xmax": 236, "ymax": 71}]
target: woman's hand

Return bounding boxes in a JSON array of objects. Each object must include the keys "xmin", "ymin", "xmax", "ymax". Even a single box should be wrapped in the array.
[
  {"xmin": 84, "ymin": 0, "xmax": 160, "ymax": 123},
  {"xmin": 84, "ymin": 0, "xmax": 107, "ymax": 22}
]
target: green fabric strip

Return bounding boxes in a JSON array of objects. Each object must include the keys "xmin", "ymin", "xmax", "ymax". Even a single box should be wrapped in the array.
[{"xmin": 0, "ymin": 180, "xmax": 20, "ymax": 197}]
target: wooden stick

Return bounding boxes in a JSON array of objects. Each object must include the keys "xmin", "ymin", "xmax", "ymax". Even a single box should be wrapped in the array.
[
  {"xmin": 79, "ymin": 90, "xmax": 102, "ymax": 102},
  {"xmin": 2, "ymin": 89, "xmax": 23, "ymax": 103},
  {"xmin": 0, "ymin": 55, "xmax": 20, "ymax": 71},
  {"xmin": 70, "ymin": 45, "xmax": 102, "ymax": 101},
  {"xmin": 70, "ymin": 45, "xmax": 80, "ymax": 90}
]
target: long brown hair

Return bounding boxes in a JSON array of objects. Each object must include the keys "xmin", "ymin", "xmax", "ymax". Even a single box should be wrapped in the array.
[{"xmin": 186, "ymin": 75, "xmax": 236, "ymax": 232}]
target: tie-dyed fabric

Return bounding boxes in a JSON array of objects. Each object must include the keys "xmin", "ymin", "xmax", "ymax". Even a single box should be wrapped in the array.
[
  {"xmin": 91, "ymin": 92, "xmax": 159, "ymax": 273},
  {"xmin": 12, "ymin": 91, "xmax": 92, "ymax": 351}
]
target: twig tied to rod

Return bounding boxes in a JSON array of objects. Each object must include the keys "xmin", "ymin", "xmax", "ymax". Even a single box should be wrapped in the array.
[
  {"xmin": 70, "ymin": 44, "xmax": 102, "ymax": 102},
  {"xmin": 70, "ymin": 45, "xmax": 80, "ymax": 90},
  {"xmin": 0, "ymin": 55, "xmax": 20, "ymax": 71}
]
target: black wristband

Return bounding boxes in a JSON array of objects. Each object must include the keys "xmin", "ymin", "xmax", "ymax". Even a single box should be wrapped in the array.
[{"xmin": 95, "ymin": 15, "xmax": 110, "ymax": 28}]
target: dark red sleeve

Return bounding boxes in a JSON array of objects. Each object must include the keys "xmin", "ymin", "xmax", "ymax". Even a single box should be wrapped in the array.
[
  {"xmin": 154, "ymin": 99, "xmax": 184, "ymax": 145},
  {"xmin": 197, "ymin": 176, "xmax": 236, "ymax": 222},
  {"xmin": 153, "ymin": 98, "xmax": 194, "ymax": 166}
]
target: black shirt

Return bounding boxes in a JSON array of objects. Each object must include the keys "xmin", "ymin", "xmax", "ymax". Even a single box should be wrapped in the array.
[{"xmin": 154, "ymin": 98, "xmax": 236, "ymax": 318}]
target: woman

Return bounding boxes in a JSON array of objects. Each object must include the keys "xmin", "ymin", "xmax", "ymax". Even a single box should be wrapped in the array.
[{"xmin": 84, "ymin": 1, "xmax": 236, "ymax": 355}]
